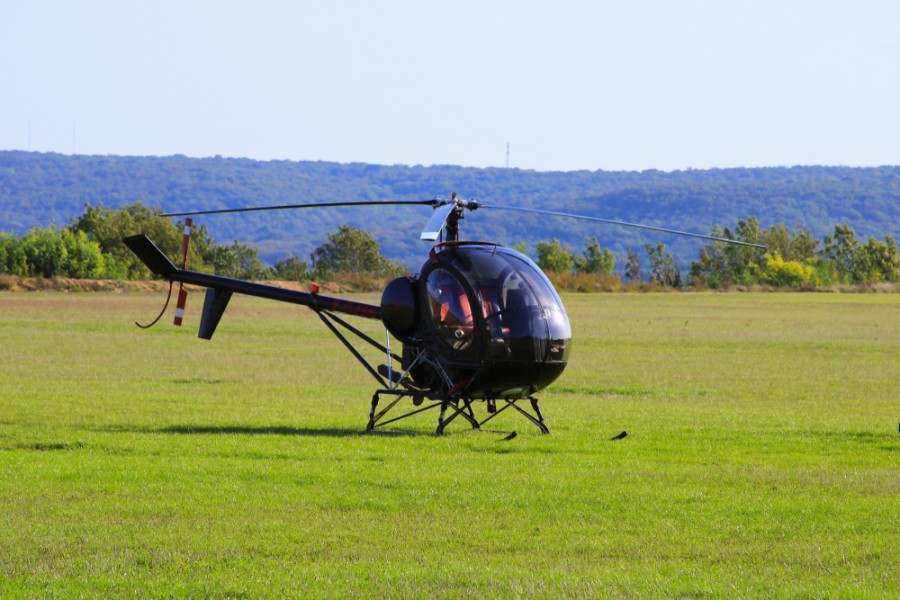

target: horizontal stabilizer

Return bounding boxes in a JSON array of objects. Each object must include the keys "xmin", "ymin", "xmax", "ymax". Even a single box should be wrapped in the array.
[{"xmin": 123, "ymin": 235, "xmax": 178, "ymax": 276}]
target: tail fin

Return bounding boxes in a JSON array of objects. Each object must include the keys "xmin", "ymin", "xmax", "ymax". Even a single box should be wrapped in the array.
[{"xmin": 123, "ymin": 235, "xmax": 178, "ymax": 277}]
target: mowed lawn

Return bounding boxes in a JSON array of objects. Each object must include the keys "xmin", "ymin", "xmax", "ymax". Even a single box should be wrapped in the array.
[{"xmin": 0, "ymin": 291, "xmax": 897, "ymax": 598}]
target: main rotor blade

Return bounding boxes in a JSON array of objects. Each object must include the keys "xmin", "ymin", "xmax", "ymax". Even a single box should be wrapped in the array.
[
  {"xmin": 161, "ymin": 199, "xmax": 438, "ymax": 218},
  {"xmin": 477, "ymin": 204, "xmax": 767, "ymax": 249},
  {"xmin": 420, "ymin": 202, "xmax": 456, "ymax": 241}
]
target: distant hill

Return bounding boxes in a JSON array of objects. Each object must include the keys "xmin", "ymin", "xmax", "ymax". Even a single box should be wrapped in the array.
[{"xmin": 1, "ymin": 150, "xmax": 898, "ymax": 270}]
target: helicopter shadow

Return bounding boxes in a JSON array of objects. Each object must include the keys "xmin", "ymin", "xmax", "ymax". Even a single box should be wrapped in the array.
[{"xmin": 150, "ymin": 424, "xmax": 428, "ymax": 438}]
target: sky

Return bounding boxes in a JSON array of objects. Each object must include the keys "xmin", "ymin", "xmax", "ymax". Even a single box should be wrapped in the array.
[{"xmin": 2, "ymin": 0, "xmax": 899, "ymax": 172}]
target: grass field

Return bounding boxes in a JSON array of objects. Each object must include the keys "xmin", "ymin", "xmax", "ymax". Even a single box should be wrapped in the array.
[{"xmin": 1, "ymin": 290, "xmax": 897, "ymax": 598}]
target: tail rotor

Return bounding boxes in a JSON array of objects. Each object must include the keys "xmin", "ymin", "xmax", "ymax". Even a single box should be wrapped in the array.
[
  {"xmin": 134, "ymin": 217, "xmax": 193, "ymax": 329},
  {"xmin": 173, "ymin": 217, "xmax": 192, "ymax": 326}
]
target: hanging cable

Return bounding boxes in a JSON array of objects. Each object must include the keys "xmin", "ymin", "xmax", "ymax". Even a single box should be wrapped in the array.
[{"xmin": 135, "ymin": 280, "xmax": 174, "ymax": 329}]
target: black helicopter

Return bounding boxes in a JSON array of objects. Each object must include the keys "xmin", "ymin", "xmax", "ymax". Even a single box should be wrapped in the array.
[{"xmin": 124, "ymin": 195, "xmax": 763, "ymax": 435}]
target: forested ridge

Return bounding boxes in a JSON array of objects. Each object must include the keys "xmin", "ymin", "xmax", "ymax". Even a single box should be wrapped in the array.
[{"xmin": 1, "ymin": 150, "xmax": 898, "ymax": 271}]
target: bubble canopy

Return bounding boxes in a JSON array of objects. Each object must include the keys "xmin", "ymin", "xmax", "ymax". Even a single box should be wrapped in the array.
[{"xmin": 424, "ymin": 244, "xmax": 572, "ymax": 368}]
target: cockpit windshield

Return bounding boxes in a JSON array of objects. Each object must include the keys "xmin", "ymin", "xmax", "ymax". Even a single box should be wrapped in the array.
[
  {"xmin": 426, "ymin": 268, "xmax": 475, "ymax": 350},
  {"xmin": 426, "ymin": 245, "xmax": 571, "ymax": 361}
]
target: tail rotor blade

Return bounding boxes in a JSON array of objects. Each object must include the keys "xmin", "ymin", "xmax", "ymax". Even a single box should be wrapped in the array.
[
  {"xmin": 179, "ymin": 217, "xmax": 193, "ymax": 268},
  {"xmin": 173, "ymin": 285, "xmax": 189, "ymax": 326},
  {"xmin": 173, "ymin": 217, "xmax": 192, "ymax": 327}
]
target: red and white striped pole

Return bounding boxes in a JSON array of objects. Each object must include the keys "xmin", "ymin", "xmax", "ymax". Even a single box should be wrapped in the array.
[{"xmin": 173, "ymin": 217, "xmax": 192, "ymax": 326}]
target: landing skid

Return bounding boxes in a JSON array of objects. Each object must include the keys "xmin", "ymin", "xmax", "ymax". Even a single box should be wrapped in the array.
[{"xmin": 367, "ymin": 390, "xmax": 549, "ymax": 435}]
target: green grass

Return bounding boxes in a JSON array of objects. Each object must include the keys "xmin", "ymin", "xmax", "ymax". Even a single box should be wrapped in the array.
[{"xmin": 1, "ymin": 291, "xmax": 897, "ymax": 598}]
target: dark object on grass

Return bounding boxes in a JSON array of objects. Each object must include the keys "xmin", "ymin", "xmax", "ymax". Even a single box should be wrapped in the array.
[
  {"xmin": 502, "ymin": 431, "xmax": 518, "ymax": 441},
  {"xmin": 610, "ymin": 431, "xmax": 628, "ymax": 440}
]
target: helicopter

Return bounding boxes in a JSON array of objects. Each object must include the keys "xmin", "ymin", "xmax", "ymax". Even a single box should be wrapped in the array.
[{"xmin": 124, "ymin": 194, "xmax": 764, "ymax": 435}]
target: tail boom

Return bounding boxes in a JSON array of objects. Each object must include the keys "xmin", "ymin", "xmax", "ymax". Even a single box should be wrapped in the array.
[
  {"xmin": 123, "ymin": 234, "xmax": 381, "ymax": 321},
  {"xmin": 167, "ymin": 267, "xmax": 381, "ymax": 319}
]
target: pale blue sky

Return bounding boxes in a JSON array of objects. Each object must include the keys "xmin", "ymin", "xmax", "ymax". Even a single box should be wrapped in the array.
[{"xmin": 2, "ymin": 0, "xmax": 898, "ymax": 171}]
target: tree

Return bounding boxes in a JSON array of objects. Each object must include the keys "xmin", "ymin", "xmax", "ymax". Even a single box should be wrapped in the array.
[
  {"xmin": 690, "ymin": 231, "xmax": 727, "ymax": 288},
  {"xmin": 310, "ymin": 225, "xmax": 403, "ymax": 278},
  {"xmin": 645, "ymin": 242, "xmax": 682, "ymax": 287},
  {"xmin": 71, "ymin": 202, "xmax": 208, "ymax": 279},
  {"xmin": 690, "ymin": 220, "xmax": 761, "ymax": 288},
  {"xmin": 574, "ymin": 237, "xmax": 615, "ymax": 275},
  {"xmin": 855, "ymin": 234, "xmax": 900, "ymax": 283},
  {"xmin": 60, "ymin": 229, "xmax": 106, "ymax": 278},
  {"xmin": 209, "ymin": 241, "xmax": 271, "ymax": 280},
  {"xmin": 535, "ymin": 239, "xmax": 574, "ymax": 272},
  {"xmin": 725, "ymin": 217, "xmax": 766, "ymax": 284},
  {"xmin": 820, "ymin": 224, "xmax": 900, "ymax": 284},
  {"xmin": 0, "ymin": 227, "xmax": 105, "ymax": 278},
  {"xmin": 690, "ymin": 217, "xmax": 816, "ymax": 288},
  {"xmin": 0, "ymin": 233, "xmax": 27, "ymax": 275},
  {"xmin": 786, "ymin": 226, "xmax": 819, "ymax": 262},
  {"xmin": 511, "ymin": 241, "xmax": 528, "ymax": 256},
  {"xmin": 822, "ymin": 223, "xmax": 859, "ymax": 283},
  {"xmin": 757, "ymin": 222, "xmax": 818, "ymax": 263},
  {"xmin": 19, "ymin": 228, "xmax": 67, "ymax": 278},
  {"xmin": 273, "ymin": 255, "xmax": 309, "ymax": 281},
  {"xmin": 624, "ymin": 248, "xmax": 641, "ymax": 282}
]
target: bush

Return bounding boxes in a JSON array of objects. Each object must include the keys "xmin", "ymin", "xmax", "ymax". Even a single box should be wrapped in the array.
[
  {"xmin": 60, "ymin": 229, "xmax": 106, "ymax": 278},
  {"xmin": 752, "ymin": 253, "xmax": 818, "ymax": 288}
]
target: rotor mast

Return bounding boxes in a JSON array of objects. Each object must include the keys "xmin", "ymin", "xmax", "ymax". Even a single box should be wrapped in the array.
[{"xmin": 444, "ymin": 192, "xmax": 462, "ymax": 242}]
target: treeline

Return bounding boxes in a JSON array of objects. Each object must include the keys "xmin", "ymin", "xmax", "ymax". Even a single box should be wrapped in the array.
[
  {"xmin": 531, "ymin": 217, "xmax": 899, "ymax": 289},
  {"xmin": 688, "ymin": 218, "xmax": 900, "ymax": 288},
  {"xmin": 0, "ymin": 203, "xmax": 402, "ymax": 286},
  {"xmin": 1, "ymin": 202, "xmax": 897, "ymax": 290}
]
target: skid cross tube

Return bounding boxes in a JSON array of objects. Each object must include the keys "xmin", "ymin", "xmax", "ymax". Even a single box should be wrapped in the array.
[
  {"xmin": 367, "ymin": 390, "xmax": 482, "ymax": 435},
  {"xmin": 510, "ymin": 397, "xmax": 549, "ymax": 434},
  {"xmin": 477, "ymin": 398, "xmax": 518, "ymax": 428},
  {"xmin": 366, "ymin": 388, "xmax": 550, "ymax": 435},
  {"xmin": 368, "ymin": 390, "xmax": 443, "ymax": 430},
  {"xmin": 475, "ymin": 396, "xmax": 548, "ymax": 434},
  {"xmin": 435, "ymin": 397, "xmax": 480, "ymax": 435}
]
